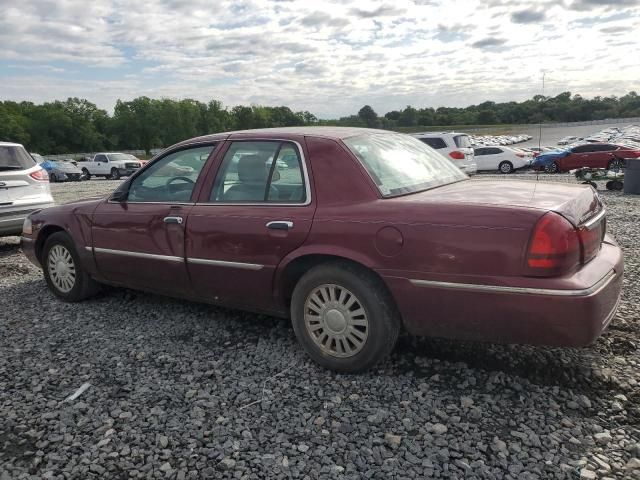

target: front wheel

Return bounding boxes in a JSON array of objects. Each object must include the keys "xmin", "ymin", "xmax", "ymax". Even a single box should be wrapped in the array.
[
  {"xmin": 42, "ymin": 232, "xmax": 100, "ymax": 302},
  {"xmin": 291, "ymin": 262, "xmax": 400, "ymax": 372},
  {"xmin": 545, "ymin": 162, "xmax": 559, "ymax": 174},
  {"xmin": 81, "ymin": 168, "xmax": 91, "ymax": 180},
  {"xmin": 110, "ymin": 168, "xmax": 121, "ymax": 180},
  {"xmin": 498, "ymin": 161, "xmax": 514, "ymax": 174}
]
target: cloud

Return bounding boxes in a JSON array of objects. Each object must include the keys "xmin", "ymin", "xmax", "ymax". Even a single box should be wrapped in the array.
[
  {"xmin": 471, "ymin": 37, "xmax": 508, "ymax": 48},
  {"xmin": 300, "ymin": 11, "xmax": 349, "ymax": 28},
  {"xmin": 568, "ymin": 0, "xmax": 640, "ymax": 10},
  {"xmin": 349, "ymin": 5, "xmax": 405, "ymax": 18},
  {"xmin": 511, "ymin": 9, "xmax": 546, "ymax": 23}
]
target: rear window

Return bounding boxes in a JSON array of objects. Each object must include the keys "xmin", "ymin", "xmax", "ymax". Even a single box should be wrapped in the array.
[
  {"xmin": 0, "ymin": 145, "xmax": 36, "ymax": 171},
  {"xmin": 344, "ymin": 133, "xmax": 466, "ymax": 197},
  {"xmin": 418, "ymin": 137, "xmax": 447, "ymax": 149},
  {"xmin": 453, "ymin": 135, "xmax": 472, "ymax": 148}
]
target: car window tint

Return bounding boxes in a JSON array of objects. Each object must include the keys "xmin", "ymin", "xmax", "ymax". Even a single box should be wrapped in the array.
[
  {"xmin": 487, "ymin": 148, "xmax": 502, "ymax": 154},
  {"xmin": 94, "ymin": 155, "xmax": 106, "ymax": 162},
  {"xmin": 127, "ymin": 145, "xmax": 215, "ymax": 203},
  {"xmin": 474, "ymin": 148, "xmax": 487, "ymax": 156},
  {"xmin": 572, "ymin": 145, "xmax": 592, "ymax": 153},
  {"xmin": 453, "ymin": 135, "xmax": 471, "ymax": 148},
  {"xmin": 266, "ymin": 143, "xmax": 306, "ymax": 203},
  {"xmin": 0, "ymin": 145, "xmax": 36, "ymax": 170},
  {"xmin": 597, "ymin": 144, "xmax": 616, "ymax": 152},
  {"xmin": 418, "ymin": 138, "xmax": 447, "ymax": 149},
  {"xmin": 211, "ymin": 141, "xmax": 306, "ymax": 203}
]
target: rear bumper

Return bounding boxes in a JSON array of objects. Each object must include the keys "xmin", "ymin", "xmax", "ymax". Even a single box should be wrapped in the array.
[
  {"xmin": 382, "ymin": 238, "xmax": 623, "ymax": 347},
  {"xmin": 118, "ymin": 168, "xmax": 138, "ymax": 176},
  {"xmin": 0, "ymin": 203, "xmax": 55, "ymax": 236}
]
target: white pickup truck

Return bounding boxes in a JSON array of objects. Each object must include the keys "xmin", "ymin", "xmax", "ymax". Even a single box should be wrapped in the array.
[{"xmin": 77, "ymin": 153, "xmax": 143, "ymax": 180}]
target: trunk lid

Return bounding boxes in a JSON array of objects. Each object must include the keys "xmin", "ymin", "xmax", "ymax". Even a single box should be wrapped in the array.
[{"xmin": 415, "ymin": 179, "xmax": 603, "ymax": 227}]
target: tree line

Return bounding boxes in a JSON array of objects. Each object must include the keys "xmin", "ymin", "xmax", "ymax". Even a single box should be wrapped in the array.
[{"xmin": 1, "ymin": 92, "xmax": 639, "ymax": 155}]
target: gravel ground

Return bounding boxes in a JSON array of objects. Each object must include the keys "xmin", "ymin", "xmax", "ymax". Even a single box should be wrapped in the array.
[{"xmin": 1, "ymin": 176, "xmax": 639, "ymax": 480}]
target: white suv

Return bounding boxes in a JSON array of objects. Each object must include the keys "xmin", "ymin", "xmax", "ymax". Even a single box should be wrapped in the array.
[
  {"xmin": 411, "ymin": 132, "xmax": 477, "ymax": 175},
  {"xmin": 0, "ymin": 142, "xmax": 55, "ymax": 236}
]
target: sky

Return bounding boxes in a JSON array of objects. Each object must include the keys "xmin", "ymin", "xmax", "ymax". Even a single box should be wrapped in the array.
[{"xmin": 1, "ymin": 0, "xmax": 639, "ymax": 118}]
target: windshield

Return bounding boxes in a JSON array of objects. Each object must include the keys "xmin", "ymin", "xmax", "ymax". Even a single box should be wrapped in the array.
[
  {"xmin": 344, "ymin": 133, "xmax": 467, "ymax": 197},
  {"xmin": 453, "ymin": 135, "xmax": 472, "ymax": 148},
  {"xmin": 0, "ymin": 145, "xmax": 37, "ymax": 171}
]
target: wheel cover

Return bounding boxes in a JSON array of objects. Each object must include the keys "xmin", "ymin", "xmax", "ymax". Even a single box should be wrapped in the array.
[
  {"xmin": 47, "ymin": 245, "xmax": 76, "ymax": 293},
  {"xmin": 500, "ymin": 163, "xmax": 511, "ymax": 173},
  {"xmin": 304, "ymin": 284, "xmax": 369, "ymax": 358}
]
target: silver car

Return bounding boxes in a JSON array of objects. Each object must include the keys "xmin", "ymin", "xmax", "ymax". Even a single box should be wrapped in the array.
[{"xmin": 0, "ymin": 142, "xmax": 55, "ymax": 236}]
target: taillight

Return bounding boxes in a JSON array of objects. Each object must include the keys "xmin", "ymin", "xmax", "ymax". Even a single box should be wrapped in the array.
[
  {"xmin": 525, "ymin": 213, "xmax": 580, "ymax": 277},
  {"xmin": 449, "ymin": 151, "xmax": 465, "ymax": 160},
  {"xmin": 515, "ymin": 153, "xmax": 525, "ymax": 158},
  {"xmin": 29, "ymin": 168, "xmax": 49, "ymax": 181}
]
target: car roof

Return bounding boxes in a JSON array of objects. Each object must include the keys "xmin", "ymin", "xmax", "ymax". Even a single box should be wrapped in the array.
[
  {"xmin": 0, "ymin": 141, "xmax": 23, "ymax": 147},
  {"xmin": 174, "ymin": 126, "xmax": 396, "ymax": 147},
  {"xmin": 411, "ymin": 132, "xmax": 467, "ymax": 137}
]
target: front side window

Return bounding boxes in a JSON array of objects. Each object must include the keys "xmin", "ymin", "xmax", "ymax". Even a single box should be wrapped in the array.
[
  {"xmin": 127, "ymin": 145, "xmax": 215, "ymax": 202},
  {"xmin": 210, "ymin": 141, "xmax": 306, "ymax": 203},
  {"xmin": 344, "ymin": 133, "xmax": 466, "ymax": 197},
  {"xmin": 94, "ymin": 155, "xmax": 107, "ymax": 162}
]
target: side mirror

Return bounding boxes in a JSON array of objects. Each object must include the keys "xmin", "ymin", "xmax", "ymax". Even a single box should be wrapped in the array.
[{"xmin": 110, "ymin": 189, "xmax": 128, "ymax": 203}]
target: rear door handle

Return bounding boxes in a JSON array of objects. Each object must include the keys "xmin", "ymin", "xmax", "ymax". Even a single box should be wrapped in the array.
[
  {"xmin": 266, "ymin": 221, "xmax": 293, "ymax": 230},
  {"xmin": 163, "ymin": 216, "xmax": 183, "ymax": 225}
]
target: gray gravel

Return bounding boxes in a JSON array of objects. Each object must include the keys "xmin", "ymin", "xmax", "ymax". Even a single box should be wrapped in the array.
[{"xmin": 1, "ymin": 177, "xmax": 639, "ymax": 479}]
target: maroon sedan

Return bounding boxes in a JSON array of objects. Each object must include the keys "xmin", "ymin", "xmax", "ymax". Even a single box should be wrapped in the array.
[
  {"xmin": 21, "ymin": 127, "xmax": 623, "ymax": 372},
  {"xmin": 533, "ymin": 143, "xmax": 640, "ymax": 173}
]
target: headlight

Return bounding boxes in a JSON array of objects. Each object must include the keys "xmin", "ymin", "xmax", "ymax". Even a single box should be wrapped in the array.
[{"xmin": 22, "ymin": 217, "xmax": 33, "ymax": 235}]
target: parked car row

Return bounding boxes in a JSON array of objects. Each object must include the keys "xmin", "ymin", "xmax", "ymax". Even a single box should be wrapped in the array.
[
  {"xmin": 28, "ymin": 152, "xmax": 143, "ymax": 182},
  {"xmin": 471, "ymin": 134, "xmax": 533, "ymax": 146}
]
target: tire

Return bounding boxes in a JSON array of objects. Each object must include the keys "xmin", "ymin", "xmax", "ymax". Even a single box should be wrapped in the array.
[
  {"xmin": 81, "ymin": 168, "xmax": 91, "ymax": 180},
  {"xmin": 498, "ymin": 161, "xmax": 514, "ymax": 174},
  {"xmin": 49, "ymin": 173, "xmax": 57, "ymax": 183},
  {"xmin": 42, "ymin": 232, "xmax": 100, "ymax": 302},
  {"xmin": 545, "ymin": 162, "xmax": 559, "ymax": 174},
  {"xmin": 607, "ymin": 180, "xmax": 623, "ymax": 191},
  {"xmin": 110, "ymin": 168, "xmax": 120, "ymax": 180},
  {"xmin": 290, "ymin": 262, "xmax": 401, "ymax": 372},
  {"xmin": 608, "ymin": 158, "xmax": 624, "ymax": 171}
]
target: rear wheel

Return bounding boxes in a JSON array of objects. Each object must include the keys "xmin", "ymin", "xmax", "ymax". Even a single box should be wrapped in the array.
[
  {"xmin": 110, "ymin": 168, "xmax": 120, "ymax": 180},
  {"xmin": 42, "ymin": 232, "xmax": 100, "ymax": 302},
  {"xmin": 606, "ymin": 180, "xmax": 623, "ymax": 191},
  {"xmin": 81, "ymin": 168, "xmax": 91, "ymax": 180},
  {"xmin": 608, "ymin": 158, "xmax": 624, "ymax": 171},
  {"xmin": 49, "ymin": 173, "xmax": 57, "ymax": 183},
  {"xmin": 291, "ymin": 262, "xmax": 400, "ymax": 372},
  {"xmin": 498, "ymin": 161, "xmax": 514, "ymax": 174}
]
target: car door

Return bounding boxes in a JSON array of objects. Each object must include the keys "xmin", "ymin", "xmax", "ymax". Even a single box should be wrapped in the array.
[
  {"xmin": 473, "ymin": 148, "xmax": 490, "ymax": 170},
  {"xmin": 185, "ymin": 138, "xmax": 316, "ymax": 313},
  {"xmin": 93, "ymin": 154, "xmax": 109, "ymax": 175},
  {"xmin": 563, "ymin": 145, "xmax": 591, "ymax": 170},
  {"xmin": 90, "ymin": 144, "xmax": 217, "ymax": 295}
]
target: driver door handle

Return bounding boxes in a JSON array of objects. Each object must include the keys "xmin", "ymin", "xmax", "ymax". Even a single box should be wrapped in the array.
[
  {"xmin": 266, "ymin": 220, "xmax": 293, "ymax": 230},
  {"xmin": 163, "ymin": 216, "xmax": 183, "ymax": 225}
]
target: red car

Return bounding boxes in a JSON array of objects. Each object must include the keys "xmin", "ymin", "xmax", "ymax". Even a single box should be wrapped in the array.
[
  {"xmin": 533, "ymin": 143, "xmax": 640, "ymax": 173},
  {"xmin": 21, "ymin": 128, "xmax": 623, "ymax": 372}
]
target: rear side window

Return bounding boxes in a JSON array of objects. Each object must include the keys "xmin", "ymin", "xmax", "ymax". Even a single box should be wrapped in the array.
[
  {"xmin": 0, "ymin": 145, "xmax": 36, "ymax": 171},
  {"xmin": 453, "ymin": 135, "xmax": 471, "ymax": 148},
  {"xmin": 211, "ymin": 141, "xmax": 307, "ymax": 203},
  {"xmin": 419, "ymin": 137, "xmax": 447, "ymax": 149}
]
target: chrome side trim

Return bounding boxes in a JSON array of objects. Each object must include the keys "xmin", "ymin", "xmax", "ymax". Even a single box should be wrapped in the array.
[
  {"xmin": 84, "ymin": 246, "xmax": 92, "ymax": 252},
  {"xmin": 187, "ymin": 258, "xmax": 264, "ymax": 270},
  {"xmin": 409, "ymin": 269, "xmax": 616, "ymax": 297},
  {"xmin": 93, "ymin": 247, "xmax": 183, "ymax": 263},
  {"xmin": 582, "ymin": 208, "xmax": 606, "ymax": 229},
  {"xmin": 602, "ymin": 293, "xmax": 621, "ymax": 327}
]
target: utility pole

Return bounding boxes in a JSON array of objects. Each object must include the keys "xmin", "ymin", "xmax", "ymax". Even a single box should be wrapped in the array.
[{"xmin": 538, "ymin": 71, "xmax": 545, "ymax": 151}]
